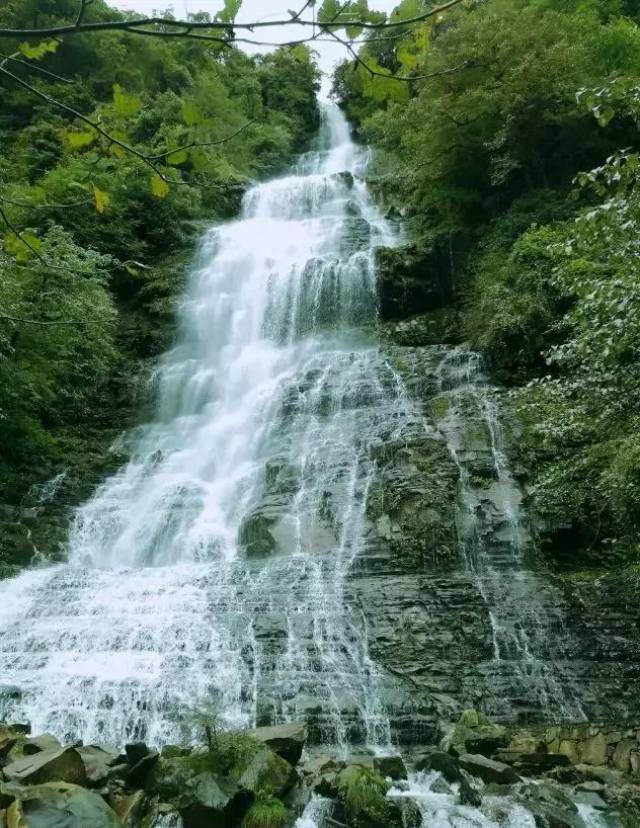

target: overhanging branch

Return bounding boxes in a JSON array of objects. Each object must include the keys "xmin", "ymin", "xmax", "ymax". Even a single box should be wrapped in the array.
[{"xmin": 0, "ymin": 0, "xmax": 465, "ymax": 41}]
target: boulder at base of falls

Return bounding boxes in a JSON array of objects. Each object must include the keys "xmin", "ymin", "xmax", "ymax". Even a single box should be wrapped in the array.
[
  {"xmin": 21, "ymin": 734, "xmax": 62, "ymax": 756},
  {"xmin": 76, "ymin": 745, "xmax": 121, "ymax": 787},
  {"xmin": 372, "ymin": 755, "xmax": 408, "ymax": 780},
  {"xmin": 517, "ymin": 780, "xmax": 582, "ymax": 828},
  {"xmin": 333, "ymin": 764, "xmax": 405, "ymax": 828},
  {"xmin": 146, "ymin": 732, "xmax": 296, "ymax": 827},
  {"xmin": 458, "ymin": 753, "xmax": 520, "ymax": 785},
  {"xmin": 2, "ymin": 781, "xmax": 122, "ymax": 827},
  {"xmin": 249, "ymin": 723, "xmax": 306, "ymax": 766},
  {"xmin": 442, "ymin": 708, "xmax": 509, "ymax": 757},
  {"xmin": 415, "ymin": 752, "xmax": 481, "ymax": 807},
  {"xmin": 2, "ymin": 747, "xmax": 87, "ymax": 787}
]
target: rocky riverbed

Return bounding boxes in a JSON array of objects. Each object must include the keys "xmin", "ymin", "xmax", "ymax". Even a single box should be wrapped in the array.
[{"xmin": 1, "ymin": 712, "xmax": 639, "ymax": 826}]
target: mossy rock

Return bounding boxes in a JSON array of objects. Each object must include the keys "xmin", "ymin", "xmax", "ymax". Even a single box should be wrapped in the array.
[
  {"xmin": 444, "ymin": 709, "xmax": 508, "ymax": 757},
  {"xmin": 147, "ymin": 733, "xmax": 295, "ymax": 822},
  {"xmin": 336, "ymin": 765, "xmax": 403, "ymax": 828}
]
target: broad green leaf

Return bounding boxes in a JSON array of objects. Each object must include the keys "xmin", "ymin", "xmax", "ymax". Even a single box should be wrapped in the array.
[
  {"xmin": 182, "ymin": 101, "xmax": 203, "ymax": 126},
  {"xmin": 396, "ymin": 43, "xmax": 419, "ymax": 71},
  {"xmin": 66, "ymin": 129, "xmax": 96, "ymax": 150},
  {"xmin": 166, "ymin": 148, "xmax": 189, "ymax": 166},
  {"xmin": 150, "ymin": 173, "xmax": 170, "ymax": 199},
  {"xmin": 107, "ymin": 130, "xmax": 129, "ymax": 159},
  {"xmin": 113, "ymin": 84, "xmax": 141, "ymax": 117},
  {"xmin": 190, "ymin": 149, "xmax": 209, "ymax": 172},
  {"xmin": 346, "ymin": 25, "xmax": 363, "ymax": 39},
  {"xmin": 4, "ymin": 231, "xmax": 43, "ymax": 262},
  {"xmin": 318, "ymin": 0, "xmax": 341, "ymax": 23},
  {"xmin": 595, "ymin": 105, "xmax": 615, "ymax": 127},
  {"xmin": 93, "ymin": 185, "xmax": 110, "ymax": 214},
  {"xmin": 19, "ymin": 40, "xmax": 59, "ymax": 60},
  {"xmin": 216, "ymin": 0, "xmax": 242, "ymax": 22},
  {"xmin": 291, "ymin": 45, "xmax": 311, "ymax": 62}
]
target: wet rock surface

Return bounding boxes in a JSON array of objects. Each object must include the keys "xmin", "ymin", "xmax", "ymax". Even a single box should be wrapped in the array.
[{"xmin": 0, "ymin": 712, "xmax": 639, "ymax": 826}]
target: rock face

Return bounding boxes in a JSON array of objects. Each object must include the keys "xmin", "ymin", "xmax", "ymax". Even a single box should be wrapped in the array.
[
  {"xmin": 3, "ymin": 781, "xmax": 122, "ymax": 828},
  {"xmin": 3, "ymin": 747, "xmax": 87, "ymax": 787},
  {"xmin": 335, "ymin": 342, "xmax": 640, "ymax": 741},
  {"xmin": 376, "ymin": 245, "xmax": 452, "ymax": 320},
  {"xmin": 458, "ymin": 753, "xmax": 520, "ymax": 785},
  {"xmin": 250, "ymin": 724, "xmax": 306, "ymax": 766}
]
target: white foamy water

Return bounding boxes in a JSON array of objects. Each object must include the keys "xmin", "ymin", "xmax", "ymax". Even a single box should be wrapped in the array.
[{"xmin": 0, "ymin": 106, "xmax": 406, "ymax": 750}]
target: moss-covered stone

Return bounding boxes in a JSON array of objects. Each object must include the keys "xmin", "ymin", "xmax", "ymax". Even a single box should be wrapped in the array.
[
  {"xmin": 444, "ymin": 710, "xmax": 508, "ymax": 758},
  {"xmin": 335, "ymin": 765, "xmax": 403, "ymax": 828},
  {"xmin": 147, "ymin": 733, "xmax": 295, "ymax": 824}
]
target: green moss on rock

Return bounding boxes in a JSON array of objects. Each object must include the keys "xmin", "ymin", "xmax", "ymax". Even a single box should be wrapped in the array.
[{"xmin": 336, "ymin": 765, "xmax": 403, "ymax": 828}]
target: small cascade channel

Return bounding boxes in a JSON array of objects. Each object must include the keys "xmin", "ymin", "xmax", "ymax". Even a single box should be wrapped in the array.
[{"xmin": 433, "ymin": 347, "xmax": 586, "ymax": 723}]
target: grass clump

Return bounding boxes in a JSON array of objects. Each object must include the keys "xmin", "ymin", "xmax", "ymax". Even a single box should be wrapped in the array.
[
  {"xmin": 337, "ymin": 765, "xmax": 393, "ymax": 827},
  {"xmin": 243, "ymin": 795, "xmax": 290, "ymax": 828}
]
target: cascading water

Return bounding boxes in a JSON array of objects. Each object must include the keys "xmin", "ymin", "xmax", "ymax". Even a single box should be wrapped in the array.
[
  {"xmin": 0, "ymin": 106, "xmax": 407, "ymax": 752},
  {"xmin": 433, "ymin": 347, "xmax": 585, "ymax": 722},
  {"xmin": 0, "ymin": 103, "xmax": 620, "ymax": 828}
]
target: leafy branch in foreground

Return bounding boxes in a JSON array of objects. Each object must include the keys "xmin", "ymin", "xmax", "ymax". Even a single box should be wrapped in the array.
[{"xmin": 0, "ymin": 0, "xmax": 465, "ymax": 42}]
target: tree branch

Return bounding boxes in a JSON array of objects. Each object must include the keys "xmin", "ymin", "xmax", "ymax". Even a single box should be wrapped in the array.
[
  {"xmin": 0, "ymin": 65, "xmax": 258, "ymax": 189},
  {"xmin": 0, "ymin": 0, "xmax": 466, "ymax": 41},
  {"xmin": 147, "ymin": 119, "xmax": 257, "ymax": 162},
  {"xmin": 75, "ymin": 0, "xmax": 94, "ymax": 28},
  {"xmin": 0, "ymin": 204, "xmax": 47, "ymax": 263},
  {"xmin": 324, "ymin": 26, "xmax": 474, "ymax": 83},
  {"xmin": 0, "ymin": 314, "xmax": 103, "ymax": 326},
  {"xmin": 0, "ymin": 53, "xmax": 74, "ymax": 84}
]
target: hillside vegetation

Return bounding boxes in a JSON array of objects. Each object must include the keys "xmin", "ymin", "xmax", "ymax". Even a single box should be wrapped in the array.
[{"xmin": 0, "ymin": 0, "xmax": 319, "ymax": 570}]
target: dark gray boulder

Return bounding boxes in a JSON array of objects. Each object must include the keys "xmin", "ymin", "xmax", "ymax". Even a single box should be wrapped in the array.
[
  {"xmin": 458, "ymin": 753, "xmax": 520, "ymax": 785},
  {"xmin": 3, "ymin": 746, "xmax": 87, "ymax": 787},
  {"xmin": 250, "ymin": 723, "xmax": 306, "ymax": 766}
]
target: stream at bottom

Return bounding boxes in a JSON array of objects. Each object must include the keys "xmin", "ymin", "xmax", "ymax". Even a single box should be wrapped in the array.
[{"xmin": 295, "ymin": 774, "xmax": 617, "ymax": 828}]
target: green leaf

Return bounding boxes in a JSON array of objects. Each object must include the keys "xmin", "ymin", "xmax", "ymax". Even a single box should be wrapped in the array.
[
  {"xmin": 396, "ymin": 43, "xmax": 419, "ymax": 71},
  {"xmin": 318, "ymin": 0, "xmax": 341, "ymax": 23},
  {"xmin": 108, "ymin": 131, "xmax": 129, "ymax": 159},
  {"xmin": 65, "ymin": 129, "xmax": 96, "ymax": 150},
  {"xmin": 113, "ymin": 84, "xmax": 141, "ymax": 117},
  {"xmin": 595, "ymin": 105, "xmax": 615, "ymax": 127},
  {"xmin": 4, "ymin": 231, "xmax": 43, "ymax": 262},
  {"xmin": 19, "ymin": 40, "xmax": 59, "ymax": 60},
  {"xmin": 92, "ymin": 184, "xmax": 110, "ymax": 214},
  {"xmin": 346, "ymin": 25, "xmax": 363, "ymax": 39},
  {"xmin": 150, "ymin": 173, "xmax": 170, "ymax": 199},
  {"xmin": 190, "ymin": 149, "xmax": 209, "ymax": 172},
  {"xmin": 166, "ymin": 148, "xmax": 189, "ymax": 166},
  {"xmin": 182, "ymin": 101, "xmax": 203, "ymax": 126},
  {"xmin": 216, "ymin": 0, "xmax": 242, "ymax": 22}
]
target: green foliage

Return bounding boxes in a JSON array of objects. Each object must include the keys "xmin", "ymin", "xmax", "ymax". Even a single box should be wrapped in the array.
[
  {"xmin": 0, "ymin": 0, "xmax": 320, "ymax": 530},
  {"xmin": 337, "ymin": 765, "xmax": 392, "ymax": 826},
  {"xmin": 243, "ymin": 795, "xmax": 290, "ymax": 828},
  {"xmin": 0, "ymin": 227, "xmax": 117, "ymax": 460}
]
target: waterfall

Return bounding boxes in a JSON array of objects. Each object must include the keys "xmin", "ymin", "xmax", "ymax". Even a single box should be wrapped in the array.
[
  {"xmin": 0, "ymin": 106, "xmax": 408, "ymax": 751},
  {"xmin": 433, "ymin": 347, "xmax": 585, "ymax": 722}
]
